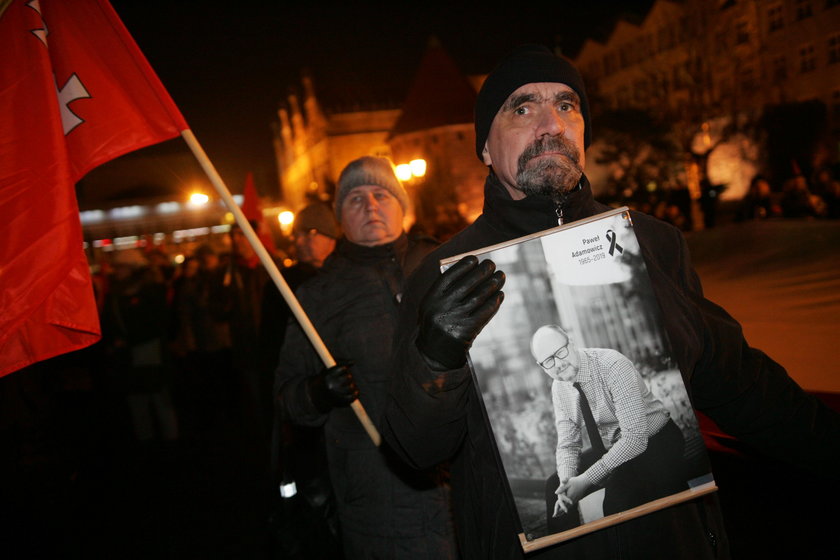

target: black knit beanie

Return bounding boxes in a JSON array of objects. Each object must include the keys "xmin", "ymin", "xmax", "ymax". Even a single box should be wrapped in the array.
[{"xmin": 474, "ymin": 44, "xmax": 591, "ymax": 160}]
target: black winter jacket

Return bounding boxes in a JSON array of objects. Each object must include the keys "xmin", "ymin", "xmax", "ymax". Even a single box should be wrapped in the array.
[
  {"xmin": 383, "ymin": 174, "xmax": 840, "ymax": 560},
  {"xmin": 275, "ymin": 234, "xmax": 459, "ymax": 558}
]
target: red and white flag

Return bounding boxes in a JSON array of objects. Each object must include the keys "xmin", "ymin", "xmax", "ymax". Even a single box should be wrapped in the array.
[{"xmin": 0, "ymin": 0, "xmax": 189, "ymax": 377}]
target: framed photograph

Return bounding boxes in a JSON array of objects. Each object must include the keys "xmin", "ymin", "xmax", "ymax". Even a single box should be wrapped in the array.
[{"xmin": 441, "ymin": 207, "xmax": 717, "ymax": 553}]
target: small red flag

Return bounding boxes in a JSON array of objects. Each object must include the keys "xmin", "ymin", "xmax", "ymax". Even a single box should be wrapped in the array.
[
  {"xmin": 0, "ymin": 0, "xmax": 189, "ymax": 377},
  {"xmin": 241, "ymin": 172, "xmax": 262, "ymax": 223},
  {"xmin": 240, "ymin": 172, "xmax": 279, "ymax": 255}
]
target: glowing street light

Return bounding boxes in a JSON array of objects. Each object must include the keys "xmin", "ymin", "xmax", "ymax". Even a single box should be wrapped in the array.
[
  {"xmin": 278, "ymin": 210, "xmax": 295, "ymax": 236},
  {"xmin": 395, "ymin": 163, "xmax": 412, "ymax": 181},
  {"xmin": 278, "ymin": 210, "xmax": 294, "ymax": 227},
  {"xmin": 395, "ymin": 158, "xmax": 427, "ymax": 181},
  {"xmin": 409, "ymin": 159, "xmax": 427, "ymax": 178},
  {"xmin": 188, "ymin": 192, "xmax": 210, "ymax": 206}
]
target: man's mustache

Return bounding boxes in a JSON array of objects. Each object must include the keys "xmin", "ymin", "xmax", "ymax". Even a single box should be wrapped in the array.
[{"xmin": 518, "ymin": 136, "xmax": 580, "ymax": 169}]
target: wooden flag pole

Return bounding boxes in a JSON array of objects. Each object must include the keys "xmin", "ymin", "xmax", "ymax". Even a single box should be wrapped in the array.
[{"xmin": 180, "ymin": 129, "xmax": 381, "ymax": 447}]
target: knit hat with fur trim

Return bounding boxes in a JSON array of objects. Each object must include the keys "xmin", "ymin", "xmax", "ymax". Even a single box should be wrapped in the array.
[
  {"xmin": 474, "ymin": 44, "xmax": 591, "ymax": 160},
  {"xmin": 334, "ymin": 156, "xmax": 410, "ymax": 222}
]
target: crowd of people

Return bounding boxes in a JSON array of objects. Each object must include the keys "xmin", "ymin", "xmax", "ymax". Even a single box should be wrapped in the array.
[
  {"xmin": 735, "ymin": 167, "xmax": 840, "ymax": 222},
  {"xmin": 617, "ymin": 163, "xmax": 840, "ymax": 234},
  {"xmin": 2, "ymin": 44, "xmax": 839, "ymax": 559}
]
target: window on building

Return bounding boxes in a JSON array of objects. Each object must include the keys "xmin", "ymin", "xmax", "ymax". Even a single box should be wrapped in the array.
[
  {"xmin": 619, "ymin": 47, "xmax": 630, "ymax": 69},
  {"xmin": 799, "ymin": 44, "xmax": 817, "ymax": 72},
  {"xmin": 829, "ymin": 34, "xmax": 840, "ymax": 64},
  {"xmin": 646, "ymin": 33, "xmax": 656, "ymax": 57},
  {"xmin": 616, "ymin": 87, "xmax": 630, "ymax": 109},
  {"xmin": 633, "ymin": 79, "xmax": 648, "ymax": 105},
  {"xmin": 679, "ymin": 16, "xmax": 691, "ymax": 38},
  {"xmin": 658, "ymin": 72, "xmax": 671, "ymax": 95},
  {"xmin": 832, "ymin": 90, "xmax": 840, "ymax": 127},
  {"xmin": 768, "ymin": 4, "xmax": 784, "ymax": 31},
  {"xmin": 735, "ymin": 20, "xmax": 749, "ymax": 44},
  {"xmin": 717, "ymin": 78, "xmax": 733, "ymax": 102},
  {"xmin": 603, "ymin": 52, "xmax": 616, "ymax": 75},
  {"xmin": 795, "ymin": 0, "xmax": 813, "ymax": 20},
  {"xmin": 657, "ymin": 27, "xmax": 668, "ymax": 53},
  {"xmin": 715, "ymin": 29, "xmax": 728, "ymax": 54},
  {"xmin": 772, "ymin": 55, "xmax": 788, "ymax": 80},
  {"xmin": 673, "ymin": 65, "xmax": 684, "ymax": 89},
  {"xmin": 740, "ymin": 66, "xmax": 757, "ymax": 92}
]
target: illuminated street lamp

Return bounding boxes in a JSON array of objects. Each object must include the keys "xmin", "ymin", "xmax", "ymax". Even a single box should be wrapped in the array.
[
  {"xmin": 409, "ymin": 159, "xmax": 426, "ymax": 178},
  {"xmin": 395, "ymin": 158, "xmax": 427, "ymax": 181},
  {"xmin": 188, "ymin": 192, "xmax": 210, "ymax": 207},
  {"xmin": 278, "ymin": 210, "xmax": 295, "ymax": 236},
  {"xmin": 395, "ymin": 163, "xmax": 413, "ymax": 181},
  {"xmin": 278, "ymin": 210, "xmax": 294, "ymax": 226}
]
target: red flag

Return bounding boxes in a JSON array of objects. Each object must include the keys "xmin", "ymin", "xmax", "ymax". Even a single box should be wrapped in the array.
[
  {"xmin": 240, "ymin": 171, "xmax": 278, "ymax": 255},
  {"xmin": 0, "ymin": 0, "xmax": 189, "ymax": 377},
  {"xmin": 241, "ymin": 172, "xmax": 262, "ymax": 223}
]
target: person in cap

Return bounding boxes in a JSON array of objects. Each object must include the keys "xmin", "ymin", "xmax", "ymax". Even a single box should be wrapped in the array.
[
  {"xmin": 382, "ymin": 44, "xmax": 840, "ymax": 559},
  {"xmin": 274, "ymin": 156, "xmax": 457, "ymax": 559},
  {"xmin": 260, "ymin": 201, "xmax": 340, "ymax": 371},
  {"xmin": 260, "ymin": 201, "xmax": 342, "ymax": 556}
]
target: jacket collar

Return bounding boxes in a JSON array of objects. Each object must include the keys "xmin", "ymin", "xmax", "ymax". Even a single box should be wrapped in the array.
[
  {"xmin": 332, "ymin": 232, "xmax": 409, "ymax": 265},
  {"xmin": 481, "ymin": 172, "xmax": 600, "ymax": 238}
]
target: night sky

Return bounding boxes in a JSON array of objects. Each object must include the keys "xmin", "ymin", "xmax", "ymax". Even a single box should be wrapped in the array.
[{"xmin": 104, "ymin": 0, "xmax": 654, "ymax": 196}]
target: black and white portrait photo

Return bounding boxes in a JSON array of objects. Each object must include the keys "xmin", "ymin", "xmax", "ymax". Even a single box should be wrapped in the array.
[{"xmin": 447, "ymin": 209, "xmax": 716, "ymax": 551}]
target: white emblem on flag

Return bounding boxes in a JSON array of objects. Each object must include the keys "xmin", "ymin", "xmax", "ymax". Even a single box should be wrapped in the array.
[
  {"xmin": 26, "ymin": 0, "xmax": 48, "ymax": 46},
  {"xmin": 56, "ymin": 74, "xmax": 91, "ymax": 135}
]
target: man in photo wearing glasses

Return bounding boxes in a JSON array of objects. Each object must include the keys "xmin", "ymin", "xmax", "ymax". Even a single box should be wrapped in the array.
[{"xmin": 530, "ymin": 324, "xmax": 687, "ymax": 532}]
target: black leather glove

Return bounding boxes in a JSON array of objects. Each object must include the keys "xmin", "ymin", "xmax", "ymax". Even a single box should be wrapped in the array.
[
  {"xmin": 307, "ymin": 364, "xmax": 359, "ymax": 414},
  {"xmin": 416, "ymin": 255, "xmax": 505, "ymax": 370}
]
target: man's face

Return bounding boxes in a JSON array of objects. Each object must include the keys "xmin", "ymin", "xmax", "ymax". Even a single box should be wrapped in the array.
[
  {"xmin": 340, "ymin": 185, "xmax": 404, "ymax": 247},
  {"xmin": 293, "ymin": 228, "xmax": 336, "ymax": 268},
  {"xmin": 531, "ymin": 327, "xmax": 579, "ymax": 382},
  {"xmin": 482, "ymin": 82, "xmax": 585, "ymax": 202}
]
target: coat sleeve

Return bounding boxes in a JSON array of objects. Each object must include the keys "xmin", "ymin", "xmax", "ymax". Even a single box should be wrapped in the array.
[
  {"xmin": 274, "ymin": 284, "xmax": 328, "ymax": 427},
  {"xmin": 381, "ymin": 257, "xmax": 475, "ymax": 470},
  {"xmin": 661, "ymin": 224, "xmax": 840, "ymax": 478}
]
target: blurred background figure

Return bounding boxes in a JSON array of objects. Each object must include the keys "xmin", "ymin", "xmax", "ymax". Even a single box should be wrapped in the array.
[
  {"xmin": 811, "ymin": 166, "xmax": 840, "ymax": 219},
  {"xmin": 780, "ymin": 174, "xmax": 823, "ymax": 218},
  {"xmin": 735, "ymin": 174, "xmax": 782, "ymax": 222},
  {"xmin": 100, "ymin": 248, "xmax": 179, "ymax": 445},
  {"xmin": 262, "ymin": 201, "xmax": 341, "ymax": 559},
  {"xmin": 260, "ymin": 201, "xmax": 340, "ymax": 372},
  {"xmin": 209, "ymin": 222, "xmax": 277, "ymax": 438}
]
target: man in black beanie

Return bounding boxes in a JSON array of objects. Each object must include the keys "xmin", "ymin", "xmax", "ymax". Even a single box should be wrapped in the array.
[{"xmin": 382, "ymin": 44, "xmax": 840, "ymax": 559}]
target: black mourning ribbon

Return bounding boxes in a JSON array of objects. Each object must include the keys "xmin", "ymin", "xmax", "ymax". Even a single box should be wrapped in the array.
[{"xmin": 606, "ymin": 229, "xmax": 623, "ymax": 256}]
